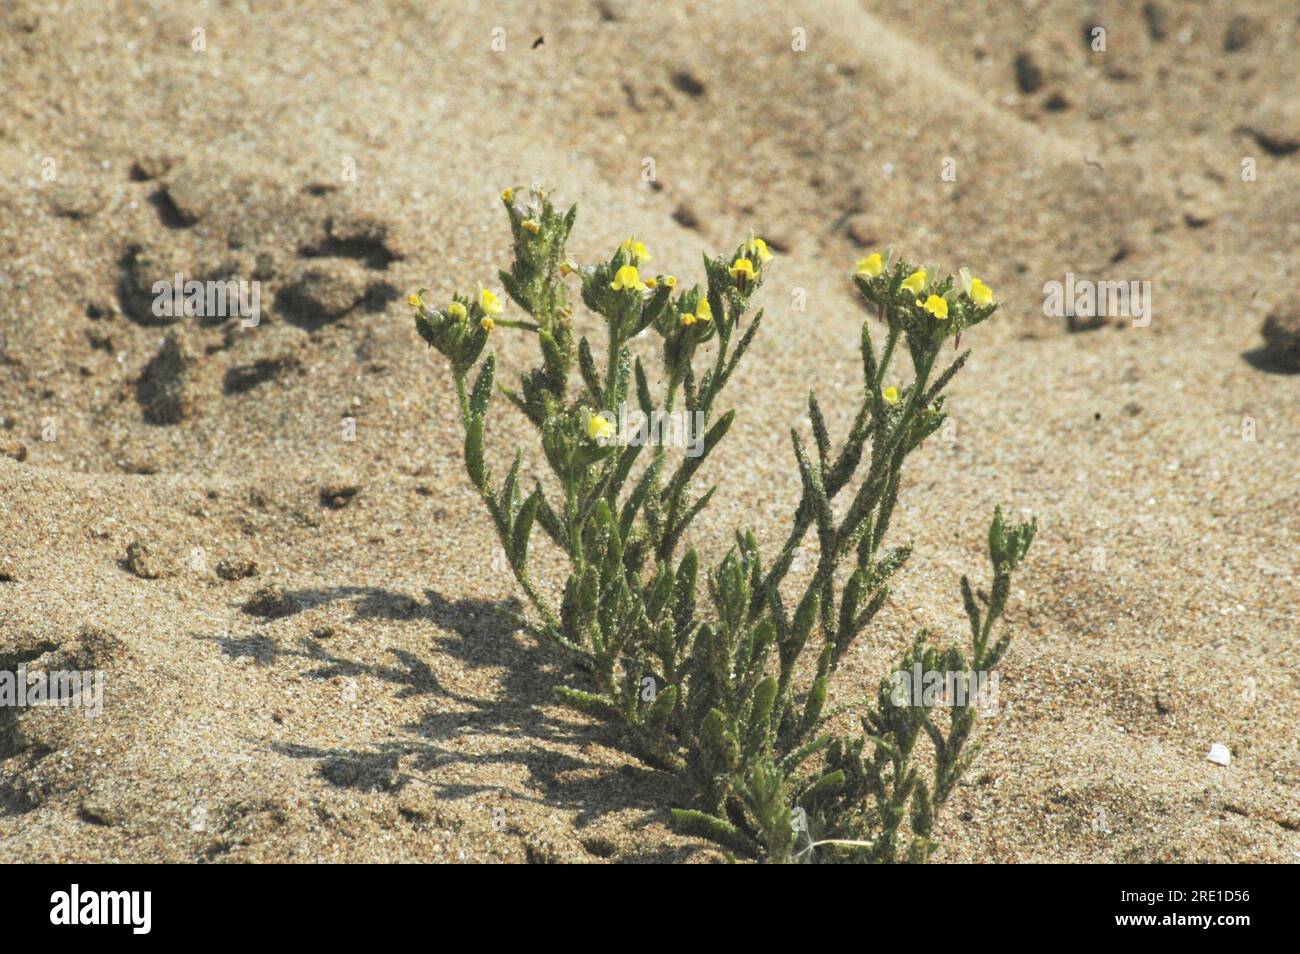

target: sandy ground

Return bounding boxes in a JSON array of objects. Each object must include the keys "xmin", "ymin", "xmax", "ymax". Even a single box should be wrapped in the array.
[{"xmin": 0, "ymin": 0, "xmax": 1296, "ymax": 862}]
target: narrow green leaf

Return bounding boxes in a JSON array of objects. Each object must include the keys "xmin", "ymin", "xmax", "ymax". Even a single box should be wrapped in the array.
[
  {"xmin": 808, "ymin": 390, "xmax": 831, "ymax": 467},
  {"xmin": 634, "ymin": 357, "xmax": 654, "ymax": 418},
  {"xmin": 669, "ymin": 809, "xmax": 755, "ymax": 855},
  {"xmin": 511, "ymin": 489, "xmax": 541, "ymax": 566},
  {"xmin": 554, "ymin": 686, "xmax": 622, "ymax": 722},
  {"xmin": 800, "ymin": 769, "xmax": 845, "ymax": 804},
  {"xmin": 647, "ymin": 684, "xmax": 678, "ymax": 727},
  {"xmin": 578, "ymin": 336, "xmax": 603, "ymax": 405},
  {"xmin": 464, "ymin": 416, "xmax": 486, "ymax": 489},
  {"xmin": 802, "ymin": 675, "xmax": 827, "ymax": 731},
  {"xmin": 470, "ymin": 354, "xmax": 495, "ymax": 417}
]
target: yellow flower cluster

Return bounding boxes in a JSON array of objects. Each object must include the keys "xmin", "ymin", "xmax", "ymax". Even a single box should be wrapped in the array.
[
  {"xmin": 725, "ymin": 235, "xmax": 775, "ymax": 290},
  {"xmin": 855, "ymin": 253, "xmax": 997, "ymax": 316},
  {"xmin": 407, "ymin": 289, "xmax": 499, "ymax": 333},
  {"xmin": 681, "ymin": 298, "xmax": 712, "ymax": 326}
]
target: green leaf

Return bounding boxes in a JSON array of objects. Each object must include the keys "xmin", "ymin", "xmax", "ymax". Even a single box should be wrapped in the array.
[
  {"xmin": 511, "ymin": 489, "xmax": 541, "ymax": 567},
  {"xmin": 800, "ymin": 769, "xmax": 845, "ymax": 804},
  {"xmin": 780, "ymin": 734, "xmax": 832, "ymax": 774},
  {"xmin": 673, "ymin": 549, "xmax": 699, "ymax": 640},
  {"xmin": 533, "ymin": 483, "xmax": 567, "ymax": 548},
  {"xmin": 791, "ymin": 432, "xmax": 832, "ymax": 542},
  {"xmin": 414, "ymin": 311, "xmax": 438, "ymax": 348},
  {"xmin": 470, "ymin": 354, "xmax": 495, "ymax": 417},
  {"xmin": 620, "ymin": 459, "xmax": 659, "ymax": 541},
  {"xmin": 464, "ymin": 416, "xmax": 486, "ymax": 489},
  {"xmin": 746, "ymin": 675, "xmax": 778, "ymax": 752},
  {"xmin": 665, "ymin": 409, "xmax": 734, "ymax": 501},
  {"xmin": 644, "ymin": 563, "xmax": 675, "ymax": 621},
  {"xmin": 837, "ymin": 567, "xmax": 866, "ymax": 641},
  {"xmin": 499, "ymin": 269, "xmax": 530, "ymax": 313},
  {"xmin": 802, "ymin": 675, "xmax": 827, "ymax": 731},
  {"xmin": 578, "ymin": 566, "xmax": 600, "ymax": 614},
  {"xmin": 669, "ymin": 809, "xmax": 755, "ymax": 855},
  {"xmin": 988, "ymin": 505, "xmax": 1006, "ymax": 566},
  {"xmin": 606, "ymin": 442, "xmax": 643, "ymax": 503},
  {"xmin": 808, "ymin": 390, "xmax": 831, "ymax": 466},
  {"xmin": 860, "ymin": 315, "xmax": 878, "ymax": 385},
  {"xmin": 792, "ymin": 590, "xmax": 819, "ymax": 646},
  {"xmin": 922, "ymin": 349, "xmax": 970, "ymax": 405},
  {"xmin": 539, "ymin": 329, "xmax": 567, "ymax": 388},
  {"xmin": 635, "ymin": 282, "xmax": 672, "ymax": 336},
  {"xmin": 647, "ymin": 684, "xmax": 678, "ymax": 727},
  {"xmin": 554, "ymin": 686, "xmax": 622, "ymax": 723},
  {"xmin": 578, "ymin": 336, "xmax": 603, "ymax": 405},
  {"xmin": 661, "ymin": 485, "xmax": 716, "ymax": 559},
  {"xmin": 499, "ymin": 450, "xmax": 522, "ymax": 516},
  {"xmin": 634, "ymin": 357, "xmax": 654, "ymax": 417},
  {"xmin": 961, "ymin": 574, "xmax": 981, "ymax": 645},
  {"xmin": 723, "ymin": 311, "xmax": 762, "ymax": 381}
]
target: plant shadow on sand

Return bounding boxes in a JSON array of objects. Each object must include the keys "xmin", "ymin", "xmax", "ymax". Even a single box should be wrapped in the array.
[
  {"xmin": 195, "ymin": 588, "xmax": 696, "ymax": 856},
  {"xmin": 1241, "ymin": 347, "xmax": 1300, "ymax": 375}
]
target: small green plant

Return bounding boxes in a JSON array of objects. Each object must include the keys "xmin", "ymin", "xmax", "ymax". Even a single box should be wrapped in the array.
[{"xmin": 412, "ymin": 187, "xmax": 1035, "ymax": 863}]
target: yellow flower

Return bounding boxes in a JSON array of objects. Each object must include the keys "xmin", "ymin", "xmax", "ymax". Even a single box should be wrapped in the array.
[
  {"xmin": 918, "ymin": 294, "xmax": 949, "ymax": 319},
  {"xmin": 587, "ymin": 413, "xmax": 615, "ymax": 441},
  {"xmin": 480, "ymin": 317, "xmax": 494, "ymax": 333},
  {"xmin": 407, "ymin": 292, "xmax": 423, "ymax": 309},
  {"xmin": 664, "ymin": 275, "xmax": 677, "ymax": 288},
  {"xmin": 501, "ymin": 188, "xmax": 514, "ymax": 203},
  {"xmin": 611, "ymin": 264, "xmax": 648, "ymax": 292},
  {"xmin": 645, "ymin": 276, "xmax": 658, "ymax": 288},
  {"xmin": 901, "ymin": 269, "xmax": 927, "ymax": 295},
  {"xmin": 479, "ymin": 287, "xmax": 504, "ymax": 316},
  {"xmin": 682, "ymin": 298, "xmax": 712, "ymax": 326},
  {"xmin": 620, "ymin": 237, "xmax": 650, "ymax": 263},
  {"xmin": 522, "ymin": 218, "xmax": 541, "ymax": 234},
  {"xmin": 729, "ymin": 257, "xmax": 756, "ymax": 284},
  {"xmin": 856, "ymin": 253, "xmax": 884, "ymax": 278},
  {"xmin": 747, "ymin": 236, "xmax": 774, "ymax": 263},
  {"xmin": 970, "ymin": 277, "xmax": 993, "ymax": 305},
  {"xmin": 447, "ymin": 302, "xmax": 467, "ymax": 320},
  {"xmin": 882, "ymin": 385, "xmax": 899, "ymax": 405}
]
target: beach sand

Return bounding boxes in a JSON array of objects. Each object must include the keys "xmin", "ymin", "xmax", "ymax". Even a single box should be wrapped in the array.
[{"xmin": 0, "ymin": 0, "xmax": 1296, "ymax": 862}]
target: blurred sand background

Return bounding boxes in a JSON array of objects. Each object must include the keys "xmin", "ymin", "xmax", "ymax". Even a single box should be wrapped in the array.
[{"xmin": 0, "ymin": 0, "xmax": 1296, "ymax": 862}]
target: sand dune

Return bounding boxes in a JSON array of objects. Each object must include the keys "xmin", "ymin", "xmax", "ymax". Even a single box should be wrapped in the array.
[{"xmin": 1, "ymin": 0, "xmax": 1296, "ymax": 861}]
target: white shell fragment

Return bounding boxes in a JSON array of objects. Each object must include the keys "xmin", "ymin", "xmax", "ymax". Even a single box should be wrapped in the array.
[{"xmin": 1206, "ymin": 743, "xmax": 1231, "ymax": 767}]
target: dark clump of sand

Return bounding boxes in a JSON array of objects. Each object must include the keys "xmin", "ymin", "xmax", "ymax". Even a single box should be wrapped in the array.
[{"xmin": 0, "ymin": 1, "xmax": 1296, "ymax": 862}]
